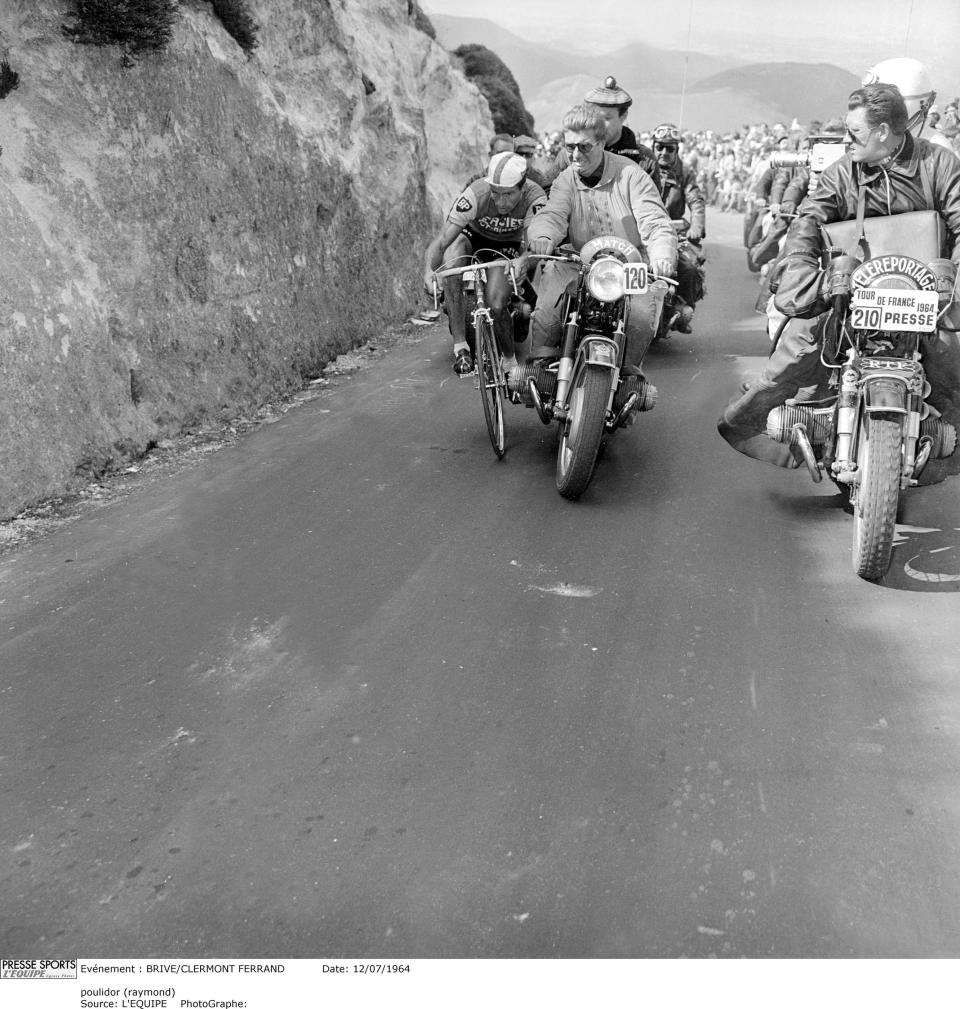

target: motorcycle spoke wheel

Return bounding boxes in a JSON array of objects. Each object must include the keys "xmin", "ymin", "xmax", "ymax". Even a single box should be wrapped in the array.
[
  {"xmin": 852, "ymin": 414, "xmax": 902, "ymax": 581},
  {"xmin": 556, "ymin": 365, "xmax": 611, "ymax": 500},
  {"xmin": 475, "ymin": 315, "xmax": 506, "ymax": 459}
]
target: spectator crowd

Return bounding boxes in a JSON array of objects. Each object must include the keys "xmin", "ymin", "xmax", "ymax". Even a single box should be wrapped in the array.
[{"xmin": 526, "ymin": 104, "xmax": 960, "ymax": 215}]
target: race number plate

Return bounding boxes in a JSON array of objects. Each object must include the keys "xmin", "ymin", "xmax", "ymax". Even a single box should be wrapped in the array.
[
  {"xmin": 623, "ymin": 263, "xmax": 648, "ymax": 294},
  {"xmin": 850, "ymin": 288, "xmax": 938, "ymax": 332}
]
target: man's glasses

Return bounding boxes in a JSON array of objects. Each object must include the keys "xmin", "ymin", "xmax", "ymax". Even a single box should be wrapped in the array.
[
  {"xmin": 517, "ymin": 150, "xmax": 535, "ymax": 158},
  {"xmin": 563, "ymin": 140, "xmax": 597, "ymax": 155},
  {"xmin": 654, "ymin": 143, "xmax": 678, "ymax": 152},
  {"xmin": 846, "ymin": 126, "xmax": 875, "ymax": 147}
]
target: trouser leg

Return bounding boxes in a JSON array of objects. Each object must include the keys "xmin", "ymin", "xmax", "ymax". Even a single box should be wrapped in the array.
[
  {"xmin": 622, "ymin": 288, "xmax": 663, "ymax": 371},
  {"xmin": 529, "ymin": 261, "xmax": 577, "ymax": 359},
  {"xmin": 924, "ymin": 328, "xmax": 960, "ymax": 412},
  {"xmin": 675, "ymin": 248, "xmax": 702, "ymax": 309},
  {"xmin": 717, "ymin": 313, "xmax": 829, "ymax": 466}
]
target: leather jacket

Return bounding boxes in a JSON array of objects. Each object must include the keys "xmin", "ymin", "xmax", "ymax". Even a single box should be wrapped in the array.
[
  {"xmin": 775, "ymin": 133, "xmax": 960, "ymax": 317},
  {"xmin": 659, "ymin": 161, "xmax": 706, "ymax": 235}
]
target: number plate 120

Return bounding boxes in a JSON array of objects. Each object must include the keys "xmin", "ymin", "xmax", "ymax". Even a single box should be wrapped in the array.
[{"xmin": 623, "ymin": 264, "xmax": 648, "ymax": 294}]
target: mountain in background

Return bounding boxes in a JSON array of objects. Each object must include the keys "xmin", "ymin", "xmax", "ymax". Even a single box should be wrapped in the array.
[
  {"xmin": 689, "ymin": 63, "xmax": 860, "ymax": 122},
  {"xmin": 433, "ymin": 13, "xmax": 861, "ymax": 133},
  {"xmin": 431, "ymin": 14, "xmax": 741, "ymax": 99}
]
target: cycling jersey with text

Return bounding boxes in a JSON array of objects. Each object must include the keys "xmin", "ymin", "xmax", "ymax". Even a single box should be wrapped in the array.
[{"xmin": 447, "ymin": 178, "xmax": 546, "ymax": 243}]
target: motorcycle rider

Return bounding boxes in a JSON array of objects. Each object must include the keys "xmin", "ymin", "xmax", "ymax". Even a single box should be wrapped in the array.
[
  {"xmin": 651, "ymin": 122, "xmax": 706, "ymax": 333},
  {"xmin": 718, "ymin": 82, "xmax": 960, "ymax": 467},
  {"xmin": 526, "ymin": 104, "xmax": 677, "ymax": 377},
  {"xmin": 423, "ymin": 152, "xmax": 546, "ymax": 375},
  {"xmin": 541, "ymin": 78, "xmax": 662, "ymax": 194}
]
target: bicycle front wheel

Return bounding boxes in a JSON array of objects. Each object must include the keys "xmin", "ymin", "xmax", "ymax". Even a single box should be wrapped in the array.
[{"xmin": 475, "ymin": 314, "xmax": 506, "ymax": 459}]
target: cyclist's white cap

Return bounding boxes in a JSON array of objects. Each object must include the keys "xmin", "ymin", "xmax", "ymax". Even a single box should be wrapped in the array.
[{"xmin": 485, "ymin": 151, "xmax": 527, "ymax": 189}]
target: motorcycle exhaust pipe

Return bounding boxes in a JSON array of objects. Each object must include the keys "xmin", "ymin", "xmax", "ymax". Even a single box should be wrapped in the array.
[
  {"xmin": 919, "ymin": 416, "xmax": 958, "ymax": 459},
  {"xmin": 527, "ymin": 377, "xmax": 553, "ymax": 425},
  {"xmin": 609, "ymin": 392, "xmax": 639, "ymax": 430},
  {"xmin": 791, "ymin": 423, "xmax": 822, "ymax": 483},
  {"xmin": 914, "ymin": 436, "xmax": 934, "ymax": 480}
]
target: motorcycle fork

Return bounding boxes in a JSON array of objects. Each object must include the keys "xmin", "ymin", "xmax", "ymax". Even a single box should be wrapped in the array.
[{"xmin": 553, "ymin": 293, "xmax": 580, "ymax": 417}]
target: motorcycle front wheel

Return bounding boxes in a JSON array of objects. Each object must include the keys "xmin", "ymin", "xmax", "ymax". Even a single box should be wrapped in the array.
[
  {"xmin": 475, "ymin": 314, "xmax": 506, "ymax": 459},
  {"xmin": 556, "ymin": 365, "xmax": 612, "ymax": 499},
  {"xmin": 851, "ymin": 413, "xmax": 902, "ymax": 580}
]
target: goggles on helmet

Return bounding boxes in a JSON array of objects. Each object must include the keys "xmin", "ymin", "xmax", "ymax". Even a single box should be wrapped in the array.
[{"xmin": 652, "ymin": 123, "xmax": 681, "ymax": 143}]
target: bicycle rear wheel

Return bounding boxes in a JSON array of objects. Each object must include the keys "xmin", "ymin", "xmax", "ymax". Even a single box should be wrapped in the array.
[{"xmin": 475, "ymin": 314, "xmax": 506, "ymax": 458}]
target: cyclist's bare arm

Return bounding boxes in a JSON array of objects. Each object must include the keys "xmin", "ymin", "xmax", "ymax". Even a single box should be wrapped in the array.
[{"xmin": 423, "ymin": 220, "xmax": 465, "ymax": 290}]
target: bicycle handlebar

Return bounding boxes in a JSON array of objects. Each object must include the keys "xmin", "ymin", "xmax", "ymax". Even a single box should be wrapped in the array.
[{"xmin": 433, "ymin": 259, "xmax": 519, "ymax": 280}]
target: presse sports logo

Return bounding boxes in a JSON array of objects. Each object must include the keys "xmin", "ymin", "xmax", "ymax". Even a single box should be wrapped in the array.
[{"xmin": 1, "ymin": 959, "xmax": 78, "ymax": 979}]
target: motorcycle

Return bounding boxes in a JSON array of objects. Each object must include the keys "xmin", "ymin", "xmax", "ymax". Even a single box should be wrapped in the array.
[
  {"xmin": 507, "ymin": 236, "xmax": 672, "ymax": 499},
  {"xmin": 654, "ymin": 219, "xmax": 705, "ymax": 341},
  {"xmin": 763, "ymin": 226, "xmax": 958, "ymax": 580}
]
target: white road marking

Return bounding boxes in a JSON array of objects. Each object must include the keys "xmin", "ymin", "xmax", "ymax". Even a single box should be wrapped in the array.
[{"xmin": 528, "ymin": 583, "xmax": 602, "ymax": 598}]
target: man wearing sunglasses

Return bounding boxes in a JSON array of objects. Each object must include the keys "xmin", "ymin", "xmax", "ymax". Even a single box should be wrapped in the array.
[
  {"xmin": 526, "ymin": 105, "xmax": 677, "ymax": 376},
  {"xmin": 651, "ymin": 122, "xmax": 706, "ymax": 333},
  {"xmin": 719, "ymin": 83, "xmax": 960, "ymax": 467},
  {"xmin": 541, "ymin": 77, "xmax": 661, "ymax": 194}
]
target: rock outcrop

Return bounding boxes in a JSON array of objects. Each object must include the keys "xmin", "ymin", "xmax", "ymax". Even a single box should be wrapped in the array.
[{"xmin": 0, "ymin": 0, "xmax": 492, "ymax": 517}]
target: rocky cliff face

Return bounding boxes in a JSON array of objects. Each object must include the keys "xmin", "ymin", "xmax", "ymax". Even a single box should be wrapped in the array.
[{"xmin": 0, "ymin": 0, "xmax": 492, "ymax": 517}]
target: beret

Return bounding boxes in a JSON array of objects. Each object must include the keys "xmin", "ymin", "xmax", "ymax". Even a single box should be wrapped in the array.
[{"xmin": 584, "ymin": 75, "xmax": 632, "ymax": 108}]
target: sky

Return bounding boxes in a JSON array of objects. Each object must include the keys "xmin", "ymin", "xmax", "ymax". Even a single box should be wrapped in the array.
[{"xmin": 423, "ymin": 0, "xmax": 960, "ymax": 101}]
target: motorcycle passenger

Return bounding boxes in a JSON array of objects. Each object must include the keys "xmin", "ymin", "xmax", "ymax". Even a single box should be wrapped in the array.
[
  {"xmin": 424, "ymin": 152, "xmax": 546, "ymax": 375},
  {"xmin": 526, "ymin": 104, "xmax": 677, "ymax": 377},
  {"xmin": 651, "ymin": 122, "xmax": 706, "ymax": 333},
  {"xmin": 541, "ymin": 78, "xmax": 662, "ymax": 194},
  {"xmin": 718, "ymin": 83, "xmax": 960, "ymax": 467}
]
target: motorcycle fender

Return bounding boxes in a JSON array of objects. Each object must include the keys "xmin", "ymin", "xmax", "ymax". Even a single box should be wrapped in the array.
[
  {"xmin": 579, "ymin": 336, "xmax": 619, "ymax": 370},
  {"xmin": 863, "ymin": 376, "xmax": 909, "ymax": 415}
]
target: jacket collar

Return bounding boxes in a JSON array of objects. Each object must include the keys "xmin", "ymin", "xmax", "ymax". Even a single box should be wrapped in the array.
[
  {"xmin": 571, "ymin": 150, "xmax": 619, "ymax": 189},
  {"xmin": 857, "ymin": 131, "xmax": 917, "ymax": 183}
]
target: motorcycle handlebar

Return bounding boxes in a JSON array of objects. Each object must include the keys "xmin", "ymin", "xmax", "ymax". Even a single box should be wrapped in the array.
[{"xmin": 528, "ymin": 252, "xmax": 679, "ymax": 287}]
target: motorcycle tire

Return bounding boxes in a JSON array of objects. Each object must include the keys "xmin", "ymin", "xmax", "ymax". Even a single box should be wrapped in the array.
[
  {"xmin": 475, "ymin": 315, "xmax": 506, "ymax": 459},
  {"xmin": 555, "ymin": 364, "xmax": 612, "ymax": 500},
  {"xmin": 851, "ymin": 413, "xmax": 902, "ymax": 580}
]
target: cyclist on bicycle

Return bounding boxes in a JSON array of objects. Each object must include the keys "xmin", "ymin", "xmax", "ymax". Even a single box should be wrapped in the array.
[
  {"xmin": 424, "ymin": 152, "xmax": 546, "ymax": 375},
  {"xmin": 651, "ymin": 122, "xmax": 706, "ymax": 332}
]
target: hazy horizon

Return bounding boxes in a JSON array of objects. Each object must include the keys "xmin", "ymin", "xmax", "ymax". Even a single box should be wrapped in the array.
[{"xmin": 423, "ymin": 0, "xmax": 960, "ymax": 102}]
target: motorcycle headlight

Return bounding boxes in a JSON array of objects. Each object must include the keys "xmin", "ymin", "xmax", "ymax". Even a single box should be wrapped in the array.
[{"xmin": 586, "ymin": 258, "xmax": 626, "ymax": 302}]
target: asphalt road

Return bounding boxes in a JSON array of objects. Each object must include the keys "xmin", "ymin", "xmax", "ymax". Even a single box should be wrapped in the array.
[{"xmin": 2, "ymin": 210, "xmax": 960, "ymax": 959}]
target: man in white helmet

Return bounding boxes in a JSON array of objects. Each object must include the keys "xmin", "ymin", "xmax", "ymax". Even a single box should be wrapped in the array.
[{"xmin": 863, "ymin": 57, "xmax": 956, "ymax": 157}]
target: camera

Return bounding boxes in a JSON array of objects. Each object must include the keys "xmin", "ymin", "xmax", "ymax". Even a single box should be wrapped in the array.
[{"xmin": 769, "ymin": 134, "xmax": 847, "ymax": 173}]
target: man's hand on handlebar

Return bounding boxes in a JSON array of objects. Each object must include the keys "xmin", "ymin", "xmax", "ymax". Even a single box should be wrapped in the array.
[
  {"xmin": 527, "ymin": 237, "xmax": 555, "ymax": 257},
  {"xmin": 423, "ymin": 268, "xmax": 439, "ymax": 300},
  {"xmin": 687, "ymin": 226, "xmax": 703, "ymax": 243},
  {"xmin": 651, "ymin": 258, "xmax": 676, "ymax": 280}
]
